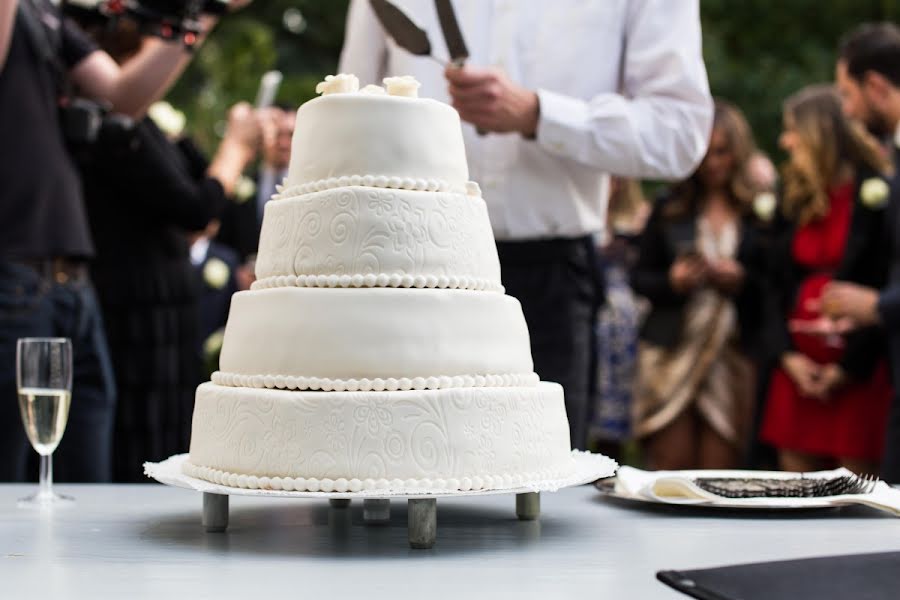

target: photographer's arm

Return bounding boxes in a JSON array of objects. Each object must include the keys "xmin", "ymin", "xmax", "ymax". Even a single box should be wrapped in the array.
[
  {"xmin": 70, "ymin": 15, "xmax": 217, "ymax": 119},
  {"xmin": 0, "ymin": 0, "xmax": 18, "ymax": 68}
]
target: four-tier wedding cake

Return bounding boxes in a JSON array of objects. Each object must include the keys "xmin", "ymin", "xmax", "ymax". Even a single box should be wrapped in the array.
[{"xmin": 183, "ymin": 74, "xmax": 576, "ymax": 493}]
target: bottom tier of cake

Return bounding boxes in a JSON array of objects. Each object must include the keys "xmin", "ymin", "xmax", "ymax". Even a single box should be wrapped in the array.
[{"xmin": 185, "ymin": 381, "xmax": 574, "ymax": 492}]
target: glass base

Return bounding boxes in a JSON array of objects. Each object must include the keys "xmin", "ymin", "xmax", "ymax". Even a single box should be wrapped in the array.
[{"xmin": 17, "ymin": 491, "xmax": 74, "ymax": 508}]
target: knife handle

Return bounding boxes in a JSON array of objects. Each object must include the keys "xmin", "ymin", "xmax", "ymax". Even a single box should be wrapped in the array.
[{"xmin": 446, "ymin": 58, "xmax": 487, "ymax": 136}]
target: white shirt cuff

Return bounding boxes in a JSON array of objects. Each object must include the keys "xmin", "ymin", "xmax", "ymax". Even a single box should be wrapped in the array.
[{"xmin": 535, "ymin": 88, "xmax": 587, "ymax": 160}]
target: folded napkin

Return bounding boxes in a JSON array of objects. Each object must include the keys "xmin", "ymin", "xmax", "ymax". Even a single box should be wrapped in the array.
[
  {"xmin": 614, "ymin": 466, "xmax": 900, "ymax": 515},
  {"xmin": 658, "ymin": 551, "xmax": 900, "ymax": 600}
]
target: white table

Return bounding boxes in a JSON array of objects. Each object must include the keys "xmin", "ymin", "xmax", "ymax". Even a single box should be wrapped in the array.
[{"xmin": 0, "ymin": 483, "xmax": 898, "ymax": 599}]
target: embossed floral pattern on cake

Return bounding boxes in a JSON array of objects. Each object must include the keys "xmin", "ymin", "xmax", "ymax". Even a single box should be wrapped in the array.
[
  {"xmin": 254, "ymin": 186, "xmax": 501, "ymax": 290},
  {"xmin": 187, "ymin": 382, "xmax": 573, "ymax": 489}
]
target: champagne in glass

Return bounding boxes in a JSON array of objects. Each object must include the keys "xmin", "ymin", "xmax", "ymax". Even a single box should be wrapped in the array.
[
  {"xmin": 16, "ymin": 338, "xmax": 74, "ymax": 506},
  {"xmin": 18, "ymin": 387, "xmax": 71, "ymax": 455}
]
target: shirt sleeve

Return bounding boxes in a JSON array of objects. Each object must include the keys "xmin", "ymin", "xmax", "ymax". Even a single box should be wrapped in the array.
[
  {"xmin": 60, "ymin": 18, "xmax": 97, "ymax": 69},
  {"xmin": 535, "ymin": 0, "xmax": 713, "ymax": 180},
  {"xmin": 878, "ymin": 286, "xmax": 900, "ymax": 331},
  {"xmin": 338, "ymin": 0, "xmax": 388, "ymax": 85}
]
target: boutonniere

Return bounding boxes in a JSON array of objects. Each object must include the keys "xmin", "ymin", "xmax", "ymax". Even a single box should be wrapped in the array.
[
  {"xmin": 203, "ymin": 257, "xmax": 230, "ymax": 290},
  {"xmin": 860, "ymin": 177, "xmax": 890, "ymax": 210},
  {"xmin": 203, "ymin": 328, "xmax": 225, "ymax": 358},
  {"xmin": 233, "ymin": 175, "xmax": 256, "ymax": 204},
  {"xmin": 147, "ymin": 101, "xmax": 185, "ymax": 138},
  {"xmin": 752, "ymin": 192, "xmax": 777, "ymax": 222}
]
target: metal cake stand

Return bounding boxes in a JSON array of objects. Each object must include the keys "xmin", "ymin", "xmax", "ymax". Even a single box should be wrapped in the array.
[{"xmin": 145, "ymin": 452, "xmax": 617, "ymax": 549}]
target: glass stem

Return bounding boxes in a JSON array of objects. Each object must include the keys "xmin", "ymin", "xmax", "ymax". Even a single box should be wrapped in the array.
[{"xmin": 39, "ymin": 453, "xmax": 52, "ymax": 499}]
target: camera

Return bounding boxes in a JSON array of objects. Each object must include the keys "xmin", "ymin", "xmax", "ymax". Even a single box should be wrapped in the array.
[
  {"xmin": 59, "ymin": 97, "xmax": 137, "ymax": 157},
  {"xmin": 62, "ymin": 0, "xmax": 229, "ymax": 48}
]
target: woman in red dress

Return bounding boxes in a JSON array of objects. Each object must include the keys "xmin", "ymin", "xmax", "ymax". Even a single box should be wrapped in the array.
[{"xmin": 760, "ymin": 85, "xmax": 893, "ymax": 474}]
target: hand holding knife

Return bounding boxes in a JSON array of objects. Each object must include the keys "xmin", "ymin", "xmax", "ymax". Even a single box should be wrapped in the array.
[{"xmin": 368, "ymin": 0, "xmax": 536, "ymax": 137}]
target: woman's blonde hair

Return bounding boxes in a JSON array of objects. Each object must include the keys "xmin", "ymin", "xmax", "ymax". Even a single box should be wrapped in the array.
[
  {"xmin": 665, "ymin": 100, "xmax": 757, "ymax": 218},
  {"xmin": 607, "ymin": 177, "xmax": 647, "ymax": 233},
  {"xmin": 781, "ymin": 84, "xmax": 890, "ymax": 225}
]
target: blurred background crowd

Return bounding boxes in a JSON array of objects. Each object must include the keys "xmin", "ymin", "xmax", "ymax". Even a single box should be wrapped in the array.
[{"xmin": 2, "ymin": 0, "xmax": 900, "ymax": 484}]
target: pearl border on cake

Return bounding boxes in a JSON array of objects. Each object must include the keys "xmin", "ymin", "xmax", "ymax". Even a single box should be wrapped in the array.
[
  {"xmin": 272, "ymin": 175, "xmax": 482, "ymax": 199},
  {"xmin": 251, "ymin": 273, "xmax": 504, "ymax": 293},
  {"xmin": 210, "ymin": 371, "xmax": 540, "ymax": 392},
  {"xmin": 181, "ymin": 459, "xmax": 577, "ymax": 493}
]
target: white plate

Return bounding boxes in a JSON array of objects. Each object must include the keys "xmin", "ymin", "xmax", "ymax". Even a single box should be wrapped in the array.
[
  {"xmin": 145, "ymin": 451, "xmax": 618, "ymax": 500},
  {"xmin": 594, "ymin": 479, "xmax": 843, "ymax": 511}
]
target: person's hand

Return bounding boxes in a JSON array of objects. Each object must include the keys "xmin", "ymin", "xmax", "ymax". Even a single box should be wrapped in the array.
[
  {"xmin": 707, "ymin": 258, "xmax": 745, "ymax": 295},
  {"xmin": 789, "ymin": 316, "xmax": 857, "ymax": 337},
  {"xmin": 227, "ymin": 0, "xmax": 253, "ymax": 11},
  {"xmin": 813, "ymin": 363, "xmax": 847, "ymax": 400},
  {"xmin": 222, "ymin": 102, "xmax": 260, "ymax": 153},
  {"xmin": 236, "ymin": 261, "xmax": 255, "ymax": 291},
  {"xmin": 444, "ymin": 66, "xmax": 539, "ymax": 136},
  {"xmin": 816, "ymin": 282, "xmax": 881, "ymax": 326},
  {"xmin": 781, "ymin": 352, "xmax": 823, "ymax": 399},
  {"xmin": 669, "ymin": 255, "xmax": 708, "ymax": 294}
]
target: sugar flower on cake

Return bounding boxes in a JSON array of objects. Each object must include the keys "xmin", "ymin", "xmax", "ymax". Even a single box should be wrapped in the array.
[
  {"xmin": 315, "ymin": 73, "xmax": 360, "ymax": 95},
  {"xmin": 360, "ymin": 84, "xmax": 387, "ymax": 95},
  {"xmin": 860, "ymin": 177, "xmax": 890, "ymax": 210},
  {"xmin": 383, "ymin": 75, "xmax": 421, "ymax": 98}
]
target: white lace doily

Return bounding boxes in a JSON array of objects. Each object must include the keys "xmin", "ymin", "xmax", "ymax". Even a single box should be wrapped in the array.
[{"xmin": 144, "ymin": 451, "xmax": 617, "ymax": 499}]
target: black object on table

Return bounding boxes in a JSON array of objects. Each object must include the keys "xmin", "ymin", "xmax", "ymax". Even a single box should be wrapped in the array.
[{"xmin": 658, "ymin": 551, "xmax": 900, "ymax": 600}]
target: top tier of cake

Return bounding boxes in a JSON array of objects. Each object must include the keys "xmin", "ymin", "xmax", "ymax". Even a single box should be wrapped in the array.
[
  {"xmin": 283, "ymin": 81, "xmax": 469, "ymax": 195},
  {"xmin": 252, "ymin": 75, "xmax": 502, "ymax": 293}
]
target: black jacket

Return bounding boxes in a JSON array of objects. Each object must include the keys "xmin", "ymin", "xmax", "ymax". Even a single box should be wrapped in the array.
[
  {"xmin": 632, "ymin": 194, "xmax": 767, "ymax": 356},
  {"xmin": 216, "ymin": 183, "xmax": 261, "ymax": 263},
  {"xmin": 80, "ymin": 118, "xmax": 227, "ymax": 482}
]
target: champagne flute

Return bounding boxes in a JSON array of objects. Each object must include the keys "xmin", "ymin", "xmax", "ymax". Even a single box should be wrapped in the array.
[{"xmin": 16, "ymin": 338, "xmax": 74, "ymax": 507}]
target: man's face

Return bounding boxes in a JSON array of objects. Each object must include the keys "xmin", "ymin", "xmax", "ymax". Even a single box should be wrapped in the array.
[{"xmin": 835, "ymin": 59, "xmax": 893, "ymax": 137}]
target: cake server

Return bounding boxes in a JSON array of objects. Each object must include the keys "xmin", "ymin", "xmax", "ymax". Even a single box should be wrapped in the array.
[
  {"xmin": 369, "ymin": 0, "xmax": 442, "ymax": 66},
  {"xmin": 435, "ymin": 0, "xmax": 468, "ymax": 67}
]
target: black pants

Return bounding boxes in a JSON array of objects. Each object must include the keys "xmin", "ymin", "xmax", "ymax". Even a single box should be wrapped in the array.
[
  {"xmin": 0, "ymin": 261, "xmax": 116, "ymax": 482},
  {"xmin": 882, "ymin": 337, "xmax": 900, "ymax": 483},
  {"xmin": 497, "ymin": 237, "xmax": 601, "ymax": 451}
]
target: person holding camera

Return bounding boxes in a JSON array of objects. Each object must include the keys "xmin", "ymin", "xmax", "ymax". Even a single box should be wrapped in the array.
[
  {"xmin": 0, "ymin": 0, "xmax": 249, "ymax": 482},
  {"xmin": 70, "ymin": 16, "xmax": 261, "ymax": 479}
]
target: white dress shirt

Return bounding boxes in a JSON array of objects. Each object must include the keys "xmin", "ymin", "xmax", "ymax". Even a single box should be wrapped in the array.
[{"xmin": 340, "ymin": 0, "xmax": 713, "ymax": 241}]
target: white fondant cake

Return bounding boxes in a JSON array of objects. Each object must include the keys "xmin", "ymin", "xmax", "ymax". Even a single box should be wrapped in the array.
[
  {"xmin": 284, "ymin": 91, "xmax": 469, "ymax": 193},
  {"xmin": 186, "ymin": 75, "xmax": 574, "ymax": 491}
]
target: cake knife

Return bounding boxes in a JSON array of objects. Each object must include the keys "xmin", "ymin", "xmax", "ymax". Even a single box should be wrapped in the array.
[
  {"xmin": 369, "ymin": 0, "xmax": 486, "ymax": 134},
  {"xmin": 434, "ymin": 0, "xmax": 486, "ymax": 135},
  {"xmin": 435, "ymin": 0, "xmax": 468, "ymax": 67},
  {"xmin": 369, "ymin": 0, "xmax": 443, "ymax": 66}
]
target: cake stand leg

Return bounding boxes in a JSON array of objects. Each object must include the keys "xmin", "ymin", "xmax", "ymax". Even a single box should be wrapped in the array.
[
  {"xmin": 516, "ymin": 492, "xmax": 540, "ymax": 521},
  {"xmin": 408, "ymin": 498, "xmax": 437, "ymax": 549},
  {"xmin": 202, "ymin": 492, "xmax": 229, "ymax": 533},
  {"xmin": 363, "ymin": 499, "xmax": 390, "ymax": 524},
  {"xmin": 329, "ymin": 499, "xmax": 351, "ymax": 509}
]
